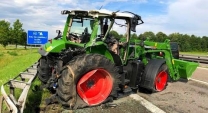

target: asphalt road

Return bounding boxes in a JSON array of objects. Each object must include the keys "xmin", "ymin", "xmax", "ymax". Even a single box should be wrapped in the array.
[{"xmin": 191, "ymin": 67, "xmax": 208, "ymax": 82}]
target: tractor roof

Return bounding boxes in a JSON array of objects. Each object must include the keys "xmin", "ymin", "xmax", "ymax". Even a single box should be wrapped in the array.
[{"xmin": 61, "ymin": 9, "xmax": 141, "ymax": 20}]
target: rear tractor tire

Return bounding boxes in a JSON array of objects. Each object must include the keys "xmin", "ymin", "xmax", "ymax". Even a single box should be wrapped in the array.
[{"xmin": 56, "ymin": 54, "xmax": 121, "ymax": 109}]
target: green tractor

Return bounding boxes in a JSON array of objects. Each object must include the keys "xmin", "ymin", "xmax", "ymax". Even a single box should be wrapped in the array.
[{"xmin": 37, "ymin": 9, "xmax": 198, "ymax": 109}]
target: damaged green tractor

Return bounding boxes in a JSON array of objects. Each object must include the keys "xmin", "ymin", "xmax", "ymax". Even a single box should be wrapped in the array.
[{"xmin": 37, "ymin": 9, "xmax": 198, "ymax": 109}]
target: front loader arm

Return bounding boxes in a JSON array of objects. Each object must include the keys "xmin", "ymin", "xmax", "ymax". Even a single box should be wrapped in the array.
[
  {"xmin": 139, "ymin": 39, "xmax": 198, "ymax": 81},
  {"xmin": 142, "ymin": 39, "xmax": 179, "ymax": 80}
]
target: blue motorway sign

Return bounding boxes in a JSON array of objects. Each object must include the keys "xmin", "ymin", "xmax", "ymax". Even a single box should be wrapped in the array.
[{"xmin": 27, "ymin": 30, "xmax": 48, "ymax": 45}]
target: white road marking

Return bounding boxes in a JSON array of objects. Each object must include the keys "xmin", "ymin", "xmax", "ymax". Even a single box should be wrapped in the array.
[
  {"xmin": 189, "ymin": 78, "xmax": 208, "ymax": 85},
  {"xmin": 129, "ymin": 94, "xmax": 166, "ymax": 113},
  {"xmin": 197, "ymin": 67, "xmax": 208, "ymax": 70}
]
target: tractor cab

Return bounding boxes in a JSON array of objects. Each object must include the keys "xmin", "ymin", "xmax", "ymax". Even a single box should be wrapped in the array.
[
  {"xmin": 59, "ymin": 10, "xmax": 144, "ymax": 62},
  {"xmin": 62, "ymin": 10, "xmax": 143, "ymax": 41}
]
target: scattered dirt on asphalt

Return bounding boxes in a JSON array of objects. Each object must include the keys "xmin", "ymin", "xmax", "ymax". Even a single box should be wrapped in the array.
[
  {"xmin": 40, "ymin": 97, "xmax": 151, "ymax": 113},
  {"xmin": 138, "ymin": 80, "xmax": 208, "ymax": 113}
]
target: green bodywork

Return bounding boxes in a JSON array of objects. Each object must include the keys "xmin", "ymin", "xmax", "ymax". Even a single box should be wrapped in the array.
[
  {"xmin": 39, "ymin": 11, "xmax": 198, "ymax": 81},
  {"xmin": 119, "ymin": 38, "xmax": 198, "ymax": 80}
]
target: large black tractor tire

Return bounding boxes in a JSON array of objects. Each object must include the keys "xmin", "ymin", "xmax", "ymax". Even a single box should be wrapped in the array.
[
  {"xmin": 139, "ymin": 59, "xmax": 168, "ymax": 93},
  {"xmin": 37, "ymin": 56, "xmax": 52, "ymax": 84},
  {"xmin": 56, "ymin": 54, "xmax": 121, "ymax": 109}
]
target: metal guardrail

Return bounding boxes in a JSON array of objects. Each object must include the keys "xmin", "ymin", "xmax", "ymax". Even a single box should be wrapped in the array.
[
  {"xmin": 0, "ymin": 62, "xmax": 38, "ymax": 113},
  {"xmin": 179, "ymin": 54, "xmax": 208, "ymax": 64}
]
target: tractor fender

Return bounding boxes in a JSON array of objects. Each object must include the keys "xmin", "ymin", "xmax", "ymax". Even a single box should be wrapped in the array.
[
  {"xmin": 85, "ymin": 44, "xmax": 116, "ymax": 64},
  {"xmin": 38, "ymin": 39, "xmax": 66, "ymax": 56},
  {"xmin": 139, "ymin": 59, "xmax": 166, "ymax": 91}
]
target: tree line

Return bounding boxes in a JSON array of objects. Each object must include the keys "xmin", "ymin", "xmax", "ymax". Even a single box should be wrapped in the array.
[
  {"xmin": 110, "ymin": 30, "xmax": 208, "ymax": 52},
  {"xmin": 0, "ymin": 19, "xmax": 27, "ymax": 49}
]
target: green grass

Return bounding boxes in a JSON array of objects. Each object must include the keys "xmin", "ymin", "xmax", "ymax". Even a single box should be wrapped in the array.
[
  {"xmin": 24, "ymin": 79, "xmax": 52, "ymax": 113},
  {"xmin": 0, "ymin": 45, "xmax": 41, "ymax": 86},
  {"xmin": 7, "ymin": 51, "xmax": 18, "ymax": 56},
  {"xmin": 180, "ymin": 52, "xmax": 208, "ymax": 56},
  {"xmin": 0, "ymin": 52, "xmax": 4, "ymax": 56}
]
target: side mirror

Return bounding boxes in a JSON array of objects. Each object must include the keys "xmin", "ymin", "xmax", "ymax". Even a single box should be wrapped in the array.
[
  {"xmin": 56, "ymin": 30, "xmax": 60, "ymax": 33},
  {"xmin": 56, "ymin": 30, "xmax": 62, "ymax": 36},
  {"xmin": 130, "ymin": 20, "xmax": 137, "ymax": 32},
  {"xmin": 61, "ymin": 10, "xmax": 70, "ymax": 15},
  {"xmin": 130, "ymin": 15, "xmax": 144, "ymax": 32}
]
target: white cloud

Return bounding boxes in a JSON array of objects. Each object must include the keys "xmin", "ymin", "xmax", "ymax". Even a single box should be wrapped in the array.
[
  {"xmin": 159, "ymin": 1, "xmax": 165, "ymax": 4},
  {"xmin": 132, "ymin": 0, "xmax": 208, "ymax": 37},
  {"xmin": 165, "ymin": 0, "xmax": 208, "ymax": 36},
  {"xmin": 14, "ymin": 0, "xmax": 41, "ymax": 5}
]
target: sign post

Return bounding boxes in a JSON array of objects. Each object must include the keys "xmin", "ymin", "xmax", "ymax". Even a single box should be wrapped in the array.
[{"xmin": 27, "ymin": 30, "xmax": 48, "ymax": 45}]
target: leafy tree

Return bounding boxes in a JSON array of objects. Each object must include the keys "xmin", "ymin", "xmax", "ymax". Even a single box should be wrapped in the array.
[
  {"xmin": 189, "ymin": 35, "xmax": 201, "ymax": 51},
  {"xmin": 181, "ymin": 34, "xmax": 191, "ymax": 51},
  {"xmin": 131, "ymin": 33, "xmax": 138, "ymax": 39},
  {"xmin": 202, "ymin": 36, "xmax": 208, "ymax": 51},
  {"xmin": 201, "ymin": 38, "xmax": 207, "ymax": 52},
  {"xmin": 20, "ymin": 31, "xmax": 27, "ymax": 49},
  {"xmin": 109, "ymin": 30, "xmax": 119, "ymax": 38},
  {"xmin": 119, "ymin": 34, "xmax": 125, "ymax": 39},
  {"xmin": 0, "ymin": 20, "xmax": 11, "ymax": 48},
  {"xmin": 168, "ymin": 33, "xmax": 182, "ymax": 42},
  {"xmin": 155, "ymin": 32, "xmax": 167, "ymax": 42},
  {"xmin": 138, "ymin": 33, "xmax": 144, "ymax": 40},
  {"xmin": 11, "ymin": 19, "xmax": 23, "ymax": 48},
  {"xmin": 142, "ymin": 31, "xmax": 156, "ymax": 41}
]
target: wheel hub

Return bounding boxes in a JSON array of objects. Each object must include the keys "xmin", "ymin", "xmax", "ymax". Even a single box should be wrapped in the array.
[
  {"xmin": 155, "ymin": 71, "xmax": 168, "ymax": 91},
  {"xmin": 86, "ymin": 79, "xmax": 95, "ymax": 88},
  {"xmin": 77, "ymin": 69, "xmax": 113, "ymax": 106}
]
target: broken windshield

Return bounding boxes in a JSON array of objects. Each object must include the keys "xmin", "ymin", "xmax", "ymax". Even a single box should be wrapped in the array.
[
  {"xmin": 66, "ymin": 18, "xmax": 102, "ymax": 43},
  {"xmin": 69, "ymin": 18, "xmax": 101, "ymax": 36}
]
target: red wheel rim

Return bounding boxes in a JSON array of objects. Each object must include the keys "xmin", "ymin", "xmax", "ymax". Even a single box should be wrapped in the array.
[
  {"xmin": 77, "ymin": 69, "xmax": 113, "ymax": 106},
  {"xmin": 154, "ymin": 71, "xmax": 168, "ymax": 91}
]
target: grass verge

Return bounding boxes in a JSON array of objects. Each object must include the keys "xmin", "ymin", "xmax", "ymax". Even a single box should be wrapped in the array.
[
  {"xmin": 0, "ymin": 46, "xmax": 40, "ymax": 86},
  {"xmin": 180, "ymin": 52, "xmax": 208, "ymax": 56}
]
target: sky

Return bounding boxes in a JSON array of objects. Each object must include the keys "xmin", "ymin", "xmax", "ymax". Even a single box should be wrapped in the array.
[{"xmin": 0, "ymin": 0, "xmax": 207, "ymax": 38}]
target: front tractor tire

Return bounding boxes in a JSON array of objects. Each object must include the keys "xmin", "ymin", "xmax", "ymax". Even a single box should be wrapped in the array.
[
  {"xmin": 140, "ymin": 59, "xmax": 168, "ymax": 92},
  {"xmin": 56, "ymin": 54, "xmax": 121, "ymax": 109},
  {"xmin": 37, "ymin": 56, "xmax": 52, "ymax": 84}
]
